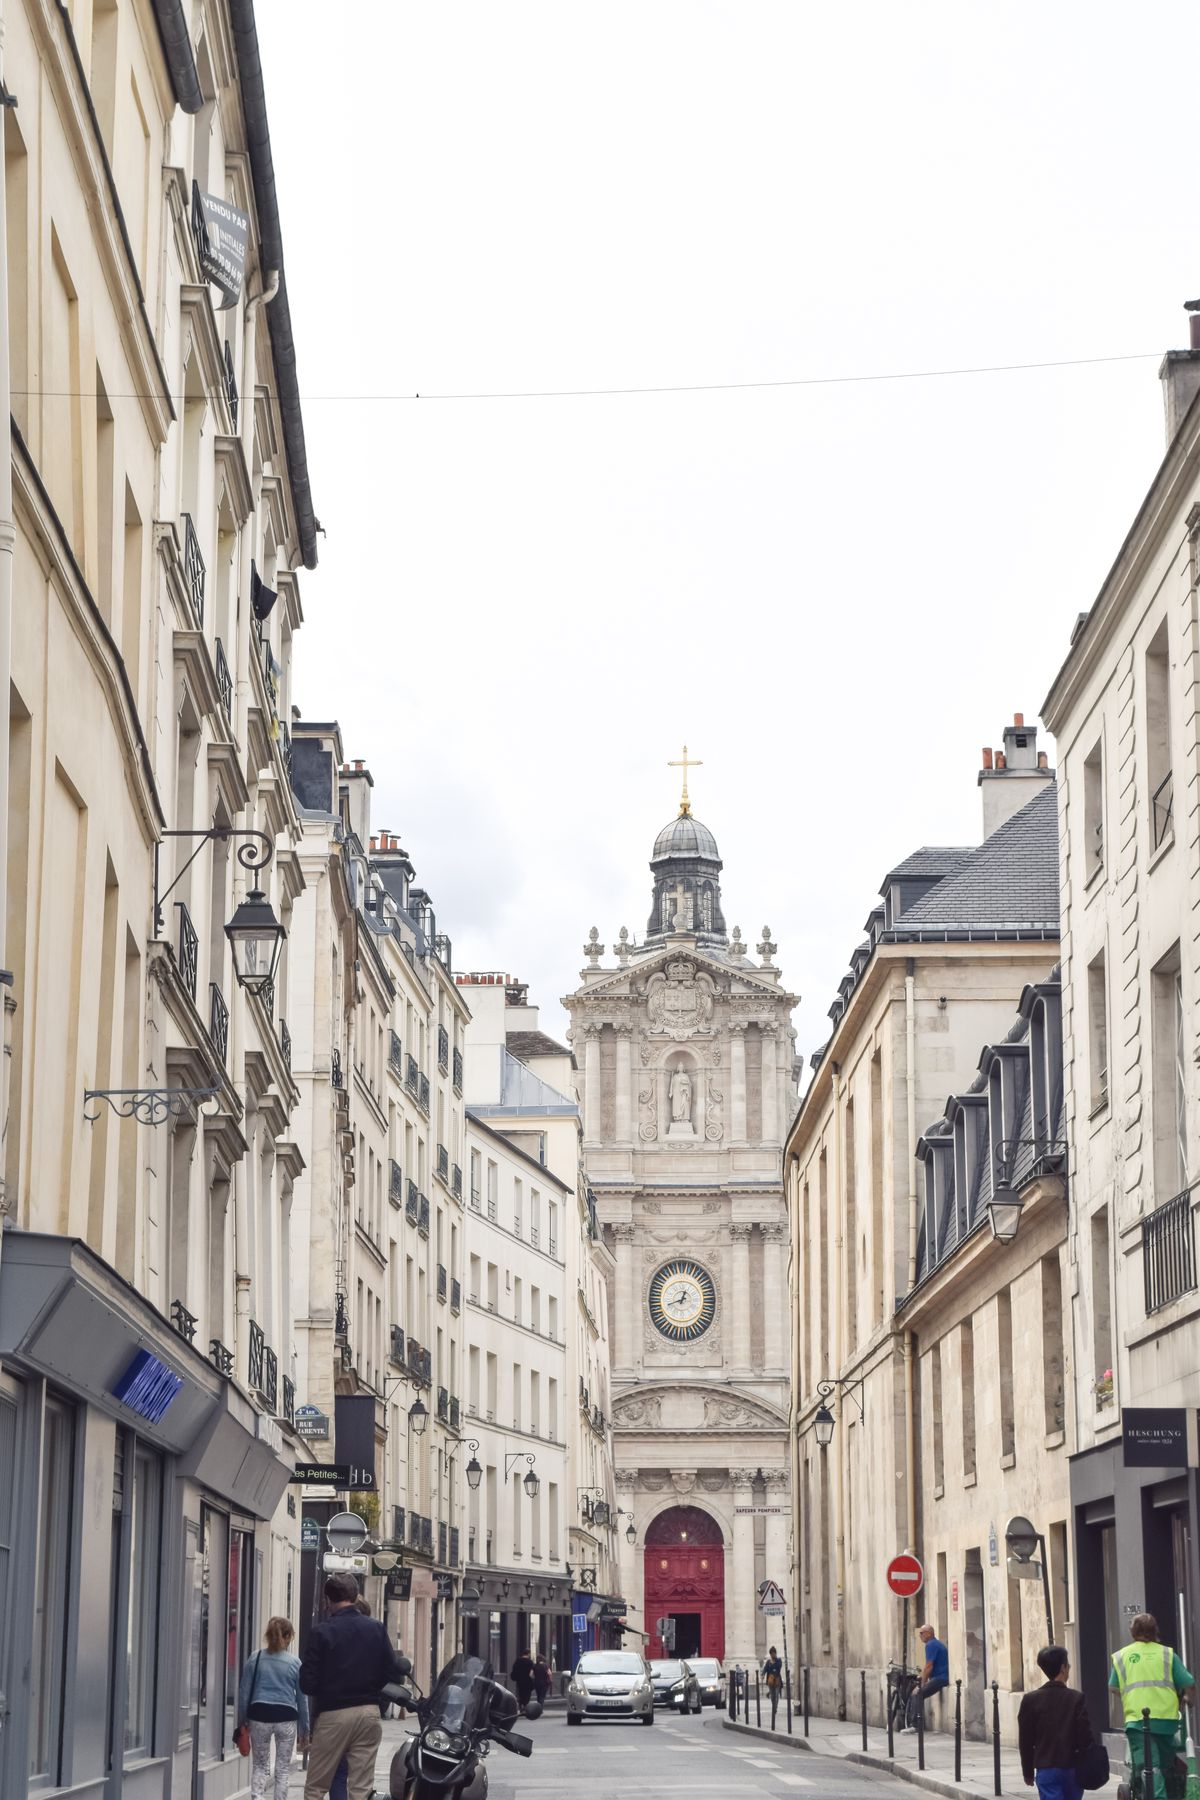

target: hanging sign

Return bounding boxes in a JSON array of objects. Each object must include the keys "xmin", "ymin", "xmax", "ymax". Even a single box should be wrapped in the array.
[
  {"xmin": 192, "ymin": 184, "xmax": 250, "ymax": 310},
  {"xmin": 1121, "ymin": 1408, "xmax": 1189, "ymax": 1468}
]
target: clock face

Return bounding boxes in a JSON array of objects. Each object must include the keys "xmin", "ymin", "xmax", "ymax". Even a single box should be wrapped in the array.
[{"xmin": 648, "ymin": 1259, "xmax": 716, "ymax": 1342}]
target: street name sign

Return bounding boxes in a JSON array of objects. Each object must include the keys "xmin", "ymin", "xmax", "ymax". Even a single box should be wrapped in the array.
[{"xmin": 886, "ymin": 1553, "xmax": 924, "ymax": 1598}]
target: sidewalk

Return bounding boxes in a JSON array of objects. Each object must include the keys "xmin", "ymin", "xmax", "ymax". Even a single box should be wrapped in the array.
[{"xmin": 721, "ymin": 1709, "xmax": 1122, "ymax": 1800}]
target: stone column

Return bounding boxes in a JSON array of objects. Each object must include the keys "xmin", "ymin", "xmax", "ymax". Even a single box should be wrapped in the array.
[
  {"xmin": 761, "ymin": 1222, "xmax": 788, "ymax": 1373},
  {"xmin": 729, "ymin": 1023, "xmax": 747, "ymax": 1142},
  {"xmin": 760, "ymin": 1023, "xmax": 778, "ymax": 1144},
  {"xmin": 613, "ymin": 1223, "xmax": 636, "ymax": 1373},
  {"xmin": 728, "ymin": 1224, "xmax": 752, "ymax": 1372},
  {"xmin": 614, "ymin": 1024, "xmax": 633, "ymax": 1142},
  {"xmin": 730, "ymin": 1469, "xmax": 758, "ymax": 1665},
  {"xmin": 763, "ymin": 1469, "xmax": 789, "ymax": 1598},
  {"xmin": 616, "ymin": 1470, "xmax": 639, "ymax": 1607},
  {"xmin": 582, "ymin": 1024, "xmax": 601, "ymax": 1141}
]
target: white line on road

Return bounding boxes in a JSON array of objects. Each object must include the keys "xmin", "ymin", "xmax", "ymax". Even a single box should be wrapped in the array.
[{"xmin": 774, "ymin": 1775, "xmax": 813, "ymax": 1787}]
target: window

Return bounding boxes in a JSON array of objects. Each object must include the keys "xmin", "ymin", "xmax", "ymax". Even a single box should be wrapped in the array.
[
  {"xmin": 548, "ymin": 1201, "xmax": 558, "ymax": 1257},
  {"xmin": 1151, "ymin": 948, "xmax": 1187, "ymax": 1200},
  {"xmin": 1090, "ymin": 1208, "xmax": 1114, "ymax": 1408},
  {"xmin": 124, "ymin": 1445, "xmax": 163, "ymax": 1754},
  {"xmin": 1041, "ymin": 1254, "xmax": 1065, "ymax": 1436},
  {"xmin": 930, "ymin": 1343, "xmax": 944, "ymax": 1491},
  {"xmin": 30, "ymin": 1397, "xmax": 74, "ymax": 1784},
  {"xmin": 1146, "ymin": 619, "xmax": 1173, "ymax": 853},
  {"xmin": 513, "ymin": 1179, "xmax": 522, "ymax": 1238},
  {"xmin": 1088, "ymin": 951, "xmax": 1109, "ymax": 1115},
  {"xmin": 960, "ymin": 1321, "xmax": 976, "ymax": 1481},
  {"xmin": 224, "ymin": 1527, "xmax": 254, "ymax": 1748},
  {"xmin": 1083, "ymin": 739, "xmax": 1104, "ymax": 880},
  {"xmin": 996, "ymin": 1290, "xmax": 1015, "ymax": 1461}
]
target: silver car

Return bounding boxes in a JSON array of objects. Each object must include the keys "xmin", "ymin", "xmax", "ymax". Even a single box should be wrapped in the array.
[
  {"xmin": 687, "ymin": 1656, "xmax": 727, "ymax": 1707},
  {"xmin": 566, "ymin": 1649, "xmax": 655, "ymax": 1725}
]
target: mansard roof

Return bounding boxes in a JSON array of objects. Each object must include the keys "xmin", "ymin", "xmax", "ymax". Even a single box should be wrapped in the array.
[{"xmin": 894, "ymin": 784, "xmax": 1059, "ymax": 932}]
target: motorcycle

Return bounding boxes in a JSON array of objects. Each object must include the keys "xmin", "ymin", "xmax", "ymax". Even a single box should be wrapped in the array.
[{"xmin": 384, "ymin": 1653, "xmax": 535, "ymax": 1800}]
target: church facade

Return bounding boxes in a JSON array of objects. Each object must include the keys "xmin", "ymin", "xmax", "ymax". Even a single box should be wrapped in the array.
[{"xmin": 564, "ymin": 790, "xmax": 796, "ymax": 1666}]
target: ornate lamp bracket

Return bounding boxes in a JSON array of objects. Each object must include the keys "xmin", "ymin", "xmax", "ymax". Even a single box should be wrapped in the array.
[
  {"xmin": 815, "ymin": 1377, "xmax": 865, "ymax": 1422},
  {"xmin": 153, "ymin": 826, "xmax": 274, "ymax": 936},
  {"xmin": 83, "ymin": 1077, "xmax": 221, "ymax": 1126}
]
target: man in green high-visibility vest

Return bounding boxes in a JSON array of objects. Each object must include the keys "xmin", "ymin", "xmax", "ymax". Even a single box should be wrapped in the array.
[{"xmin": 1110, "ymin": 1613, "xmax": 1194, "ymax": 1800}]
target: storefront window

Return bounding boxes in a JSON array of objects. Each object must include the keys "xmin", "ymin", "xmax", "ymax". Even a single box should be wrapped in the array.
[
  {"xmin": 225, "ymin": 1528, "xmax": 254, "ymax": 1745},
  {"xmin": 125, "ymin": 1446, "xmax": 163, "ymax": 1754},
  {"xmin": 29, "ymin": 1396, "xmax": 74, "ymax": 1786}
]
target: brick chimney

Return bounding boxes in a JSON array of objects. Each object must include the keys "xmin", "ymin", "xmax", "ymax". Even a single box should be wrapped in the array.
[
  {"xmin": 978, "ymin": 713, "xmax": 1054, "ymax": 837},
  {"xmin": 1159, "ymin": 304, "xmax": 1200, "ymax": 444}
]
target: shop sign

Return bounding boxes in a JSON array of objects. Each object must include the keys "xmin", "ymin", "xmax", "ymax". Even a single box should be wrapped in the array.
[
  {"xmin": 388, "ymin": 1567, "xmax": 413, "ymax": 1601},
  {"xmin": 334, "ymin": 1395, "xmax": 377, "ymax": 1487},
  {"xmin": 294, "ymin": 1462, "xmax": 350, "ymax": 1486},
  {"xmin": 295, "ymin": 1406, "xmax": 330, "ymax": 1441},
  {"xmin": 572, "ymin": 1613, "xmax": 589, "ymax": 1633},
  {"xmin": 1121, "ymin": 1407, "xmax": 1189, "ymax": 1468},
  {"xmin": 112, "ymin": 1348, "xmax": 184, "ymax": 1424},
  {"xmin": 436, "ymin": 1574, "xmax": 455, "ymax": 1600},
  {"xmin": 301, "ymin": 1518, "xmax": 321, "ymax": 1552},
  {"xmin": 599, "ymin": 1600, "xmax": 628, "ymax": 1619}
]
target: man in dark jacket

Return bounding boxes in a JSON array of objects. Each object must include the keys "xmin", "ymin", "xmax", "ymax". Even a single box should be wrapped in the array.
[
  {"xmin": 301, "ymin": 1574, "xmax": 408, "ymax": 1800},
  {"xmin": 1017, "ymin": 1645, "xmax": 1095, "ymax": 1800},
  {"xmin": 511, "ymin": 1649, "xmax": 535, "ymax": 1707}
]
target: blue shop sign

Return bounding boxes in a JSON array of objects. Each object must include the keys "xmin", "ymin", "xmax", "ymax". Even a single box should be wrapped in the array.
[{"xmin": 112, "ymin": 1348, "xmax": 184, "ymax": 1424}]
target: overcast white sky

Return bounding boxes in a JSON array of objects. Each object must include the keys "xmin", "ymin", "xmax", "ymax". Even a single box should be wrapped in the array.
[{"xmin": 258, "ymin": 1, "xmax": 1196, "ymax": 1062}]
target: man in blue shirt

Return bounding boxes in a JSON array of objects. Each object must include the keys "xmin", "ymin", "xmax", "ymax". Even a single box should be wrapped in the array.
[{"xmin": 906, "ymin": 1623, "xmax": 950, "ymax": 1730}]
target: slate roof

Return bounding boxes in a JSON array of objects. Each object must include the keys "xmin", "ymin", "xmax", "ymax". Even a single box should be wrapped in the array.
[
  {"xmin": 505, "ymin": 1029, "xmax": 572, "ymax": 1064},
  {"xmin": 883, "ymin": 846, "xmax": 974, "ymax": 885},
  {"xmin": 892, "ymin": 783, "xmax": 1059, "ymax": 931}
]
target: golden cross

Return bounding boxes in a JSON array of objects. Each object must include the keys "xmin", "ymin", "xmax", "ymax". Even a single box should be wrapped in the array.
[{"xmin": 668, "ymin": 744, "xmax": 703, "ymax": 817}]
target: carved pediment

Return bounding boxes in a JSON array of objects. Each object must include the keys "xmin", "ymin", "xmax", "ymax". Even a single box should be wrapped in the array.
[{"xmin": 612, "ymin": 1383, "xmax": 788, "ymax": 1434}]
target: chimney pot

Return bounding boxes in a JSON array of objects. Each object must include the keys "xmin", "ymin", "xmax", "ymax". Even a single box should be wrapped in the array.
[
  {"xmin": 982, "ymin": 747, "xmax": 994, "ymax": 771},
  {"xmin": 1191, "ymin": 314, "xmax": 1200, "ymax": 351},
  {"xmin": 995, "ymin": 750, "xmax": 1006, "ymax": 770},
  {"xmin": 1037, "ymin": 750, "xmax": 1048, "ymax": 769},
  {"xmin": 354, "ymin": 759, "xmax": 364, "ymax": 772},
  {"xmin": 1013, "ymin": 712, "xmax": 1024, "ymax": 727},
  {"xmin": 370, "ymin": 836, "xmax": 377, "ymax": 850}
]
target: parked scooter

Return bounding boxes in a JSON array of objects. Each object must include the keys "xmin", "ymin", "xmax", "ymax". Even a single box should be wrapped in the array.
[{"xmin": 384, "ymin": 1653, "xmax": 535, "ymax": 1800}]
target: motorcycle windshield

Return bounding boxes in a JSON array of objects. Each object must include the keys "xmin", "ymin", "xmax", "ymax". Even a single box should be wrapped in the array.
[{"xmin": 426, "ymin": 1654, "xmax": 494, "ymax": 1735}]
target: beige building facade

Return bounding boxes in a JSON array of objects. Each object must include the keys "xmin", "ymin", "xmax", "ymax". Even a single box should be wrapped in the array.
[
  {"xmin": 1042, "ymin": 328, "xmax": 1200, "ymax": 1731},
  {"xmin": 785, "ymin": 737, "xmax": 1060, "ymax": 1726},
  {"xmin": 565, "ymin": 794, "xmax": 796, "ymax": 1667}
]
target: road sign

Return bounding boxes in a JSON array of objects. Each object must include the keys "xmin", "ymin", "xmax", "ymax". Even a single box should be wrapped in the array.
[
  {"xmin": 326, "ymin": 1510, "xmax": 368, "ymax": 1553},
  {"xmin": 301, "ymin": 1517, "xmax": 321, "ymax": 1552},
  {"xmin": 572, "ymin": 1613, "xmax": 588, "ymax": 1633},
  {"xmin": 758, "ymin": 1580, "xmax": 788, "ymax": 1614},
  {"xmin": 293, "ymin": 1462, "xmax": 349, "ymax": 1487},
  {"xmin": 322, "ymin": 1552, "xmax": 369, "ymax": 1573},
  {"xmin": 886, "ymin": 1553, "xmax": 924, "ymax": 1598}
]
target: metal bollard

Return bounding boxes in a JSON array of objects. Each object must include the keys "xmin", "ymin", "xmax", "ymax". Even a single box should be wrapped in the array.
[
  {"xmin": 992, "ymin": 1681, "xmax": 1001, "ymax": 1798},
  {"xmin": 861, "ymin": 1670, "xmax": 868, "ymax": 1751},
  {"xmin": 954, "ymin": 1679, "xmax": 962, "ymax": 1784},
  {"xmin": 728, "ymin": 1674, "xmax": 735, "ymax": 1720},
  {"xmin": 917, "ymin": 1679, "xmax": 926, "ymax": 1770},
  {"xmin": 804, "ymin": 1666, "xmax": 810, "ymax": 1738},
  {"xmin": 1142, "ymin": 1708, "xmax": 1153, "ymax": 1800},
  {"xmin": 755, "ymin": 1671, "xmax": 762, "ymax": 1728},
  {"xmin": 786, "ymin": 1665, "xmax": 793, "ymax": 1736},
  {"xmin": 887, "ymin": 1676, "xmax": 895, "ymax": 1759}
]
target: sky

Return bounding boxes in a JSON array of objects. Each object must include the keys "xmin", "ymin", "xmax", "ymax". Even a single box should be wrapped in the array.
[{"xmin": 257, "ymin": 1, "xmax": 1197, "ymax": 1064}]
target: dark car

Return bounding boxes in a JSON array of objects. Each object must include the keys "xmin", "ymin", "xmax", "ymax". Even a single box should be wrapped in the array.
[
  {"xmin": 648, "ymin": 1659, "xmax": 701, "ymax": 1713},
  {"xmin": 687, "ymin": 1657, "xmax": 726, "ymax": 1707}
]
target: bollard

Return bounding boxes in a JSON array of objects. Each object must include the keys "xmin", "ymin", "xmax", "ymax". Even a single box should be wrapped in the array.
[
  {"xmin": 786, "ymin": 1664, "xmax": 793, "ymax": 1736},
  {"xmin": 886, "ymin": 1674, "xmax": 895, "ymax": 1759},
  {"xmin": 728, "ymin": 1673, "xmax": 735, "ymax": 1720},
  {"xmin": 954, "ymin": 1679, "xmax": 962, "ymax": 1784},
  {"xmin": 917, "ymin": 1678, "xmax": 926, "ymax": 1770},
  {"xmin": 1142, "ymin": 1708, "xmax": 1153, "ymax": 1800},
  {"xmin": 861, "ymin": 1670, "xmax": 868, "ymax": 1751},
  {"xmin": 803, "ymin": 1666, "xmax": 810, "ymax": 1738},
  {"xmin": 755, "ymin": 1671, "xmax": 762, "ymax": 1728},
  {"xmin": 992, "ymin": 1681, "xmax": 1001, "ymax": 1798}
]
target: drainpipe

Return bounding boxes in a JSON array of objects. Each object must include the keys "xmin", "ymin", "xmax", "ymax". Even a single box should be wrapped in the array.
[
  {"xmin": 903, "ymin": 959, "xmax": 918, "ymax": 1552},
  {"xmin": 830, "ymin": 1062, "xmax": 847, "ymax": 1718},
  {"xmin": 0, "ymin": 17, "xmax": 15, "ymax": 1233}
]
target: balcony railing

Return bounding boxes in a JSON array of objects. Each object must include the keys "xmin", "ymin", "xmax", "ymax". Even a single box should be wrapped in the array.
[
  {"xmin": 1144, "ymin": 1187, "xmax": 1197, "ymax": 1314},
  {"xmin": 450, "ymin": 1278, "xmax": 461, "ymax": 1314},
  {"xmin": 393, "ymin": 1505, "xmax": 405, "ymax": 1545},
  {"xmin": 389, "ymin": 1030, "xmax": 404, "ymax": 1077},
  {"xmin": 279, "ymin": 1016, "xmax": 291, "ymax": 1072},
  {"xmin": 170, "ymin": 1299, "xmax": 197, "ymax": 1343},
  {"xmin": 390, "ymin": 1324, "xmax": 407, "ymax": 1366},
  {"xmin": 248, "ymin": 1319, "xmax": 265, "ymax": 1391},
  {"xmin": 281, "ymin": 1375, "xmax": 295, "ymax": 1427},
  {"xmin": 335, "ymin": 1291, "xmax": 350, "ymax": 1342},
  {"xmin": 449, "ymin": 1395, "xmax": 460, "ymax": 1432},
  {"xmin": 439, "ymin": 1521, "xmax": 448, "ymax": 1564},
  {"xmin": 1152, "ymin": 770, "xmax": 1175, "ymax": 853},
  {"xmin": 486, "ymin": 1190, "xmax": 497, "ymax": 1223},
  {"xmin": 406, "ymin": 1053, "xmax": 419, "ymax": 1093},
  {"xmin": 438, "ymin": 1025, "xmax": 450, "ymax": 1072},
  {"xmin": 215, "ymin": 636, "xmax": 233, "ymax": 723},
  {"xmin": 223, "ymin": 337, "xmax": 239, "ymax": 427},
  {"xmin": 452, "ymin": 1164, "xmax": 463, "ymax": 1199},
  {"xmin": 421, "ymin": 1517, "xmax": 433, "ymax": 1556},
  {"xmin": 331, "ymin": 1047, "xmax": 343, "ymax": 1090},
  {"xmin": 453, "ymin": 1047, "xmax": 463, "ymax": 1093},
  {"xmin": 418, "ymin": 1073, "xmax": 431, "ymax": 1114},
  {"xmin": 437, "ymin": 1264, "xmax": 448, "ymax": 1302},
  {"xmin": 406, "ymin": 1181, "xmax": 419, "ymax": 1227},
  {"xmin": 418, "ymin": 1194, "xmax": 430, "ymax": 1236},
  {"xmin": 470, "ymin": 1185, "xmax": 481, "ymax": 1212},
  {"xmin": 437, "ymin": 1386, "xmax": 449, "ymax": 1423},
  {"xmin": 209, "ymin": 1338, "xmax": 233, "ymax": 1377},
  {"xmin": 175, "ymin": 902, "xmax": 198, "ymax": 1000},
  {"xmin": 259, "ymin": 975, "xmax": 275, "ymax": 1020},
  {"xmin": 436, "ymin": 1145, "xmax": 450, "ymax": 1184},
  {"xmin": 181, "ymin": 512, "xmax": 205, "ymax": 627},
  {"xmin": 209, "ymin": 982, "xmax": 229, "ymax": 1066},
  {"xmin": 389, "ymin": 1160, "xmax": 403, "ymax": 1207},
  {"xmin": 449, "ymin": 1525, "xmax": 460, "ymax": 1565}
]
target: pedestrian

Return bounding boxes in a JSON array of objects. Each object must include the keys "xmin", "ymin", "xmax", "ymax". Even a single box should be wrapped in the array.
[
  {"xmin": 763, "ymin": 1647, "xmax": 783, "ymax": 1725},
  {"xmin": 236, "ymin": 1616, "xmax": 310, "ymax": 1800},
  {"xmin": 905, "ymin": 1623, "xmax": 949, "ymax": 1731},
  {"xmin": 533, "ymin": 1653, "xmax": 553, "ymax": 1704},
  {"xmin": 1017, "ymin": 1646, "xmax": 1096, "ymax": 1800},
  {"xmin": 328, "ymin": 1600, "xmax": 376, "ymax": 1800},
  {"xmin": 510, "ymin": 1648, "xmax": 535, "ymax": 1708},
  {"xmin": 1109, "ymin": 1612, "xmax": 1195, "ymax": 1800},
  {"xmin": 300, "ymin": 1574, "xmax": 408, "ymax": 1800}
]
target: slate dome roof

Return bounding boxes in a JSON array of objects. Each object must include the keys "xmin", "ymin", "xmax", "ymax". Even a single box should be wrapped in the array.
[{"xmin": 651, "ymin": 813, "xmax": 721, "ymax": 861}]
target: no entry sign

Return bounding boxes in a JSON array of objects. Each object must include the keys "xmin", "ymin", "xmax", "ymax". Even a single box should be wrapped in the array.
[{"xmin": 886, "ymin": 1553, "xmax": 924, "ymax": 1598}]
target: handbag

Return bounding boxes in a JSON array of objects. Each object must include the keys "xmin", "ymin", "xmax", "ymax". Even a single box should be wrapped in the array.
[
  {"xmin": 1075, "ymin": 1740, "xmax": 1110, "ymax": 1790},
  {"xmin": 234, "ymin": 1651, "xmax": 263, "ymax": 1757}
]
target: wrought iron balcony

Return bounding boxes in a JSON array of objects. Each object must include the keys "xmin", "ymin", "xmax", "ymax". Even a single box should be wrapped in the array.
[
  {"xmin": 223, "ymin": 338, "xmax": 239, "ymax": 427},
  {"xmin": 209, "ymin": 982, "xmax": 229, "ymax": 1066},
  {"xmin": 1152, "ymin": 770, "xmax": 1175, "ymax": 853},
  {"xmin": 438, "ymin": 1520, "xmax": 448, "ymax": 1563},
  {"xmin": 436, "ymin": 1144, "xmax": 450, "ymax": 1184},
  {"xmin": 437, "ymin": 1386, "xmax": 449, "ymax": 1422},
  {"xmin": 453, "ymin": 1047, "xmax": 463, "ymax": 1093},
  {"xmin": 261, "ymin": 1346, "xmax": 278, "ymax": 1412},
  {"xmin": 409, "ymin": 1512, "xmax": 422, "ymax": 1551},
  {"xmin": 1144, "ymin": 1187, "xmax": 1197, "ymax": 1314},
  {"xmin": 421, "ymin": 1516, "xmax": 434, "ymax": 1556},
  {"xmin": 170, "ymin": 1299, "xmax": 197, "ymax": 1343},
  {"xmin": 449, "ymin": 1525, "xmax": 460, "ymax": 1565},
  {"xmin": 390, "ymin": 1324, "xmax": 407, "ymax": 1366},
  {"xmin": 438, "ymin": 1025, "xmax": 450, "ymax": 1072},
  {"xmin": 406, "ymin": 1181, "xmax": 419, "ymax": 1227},
  {"xmin": 450, "ymin": 1278, "xmax": 461, "ymax": 1315},
  {"xmin": 281, "ymin": 1375, "xmax": 295, "ymax": 1427},
  {"xmin": 393, "ymin": 1505, "xmax": 405, "ymax": 1545},
  {"xmin": 389, "ymin": 1030, "xmax": 404, "ymax": 1077},
  {"xmin": 449, "ymin": 1395, "xmax": 460, "ymax": 1432},
  {"xmin": 452, "ymin": 1164, "xmax": 463, "ymax": 1199},
  {"xmin": 175, "ymin": 902, "xmax": 198, "ymax": 1000},
  {"xmin": 181, "ymin": 511, "xmax": 205, "ymax": 627},
  {"xmin": 470, "ymin": 1185, "xmax": 481, "ymax": 1212},
  {"xmin": 331, "ymin": 1047, "xmax": 343, "ymax": 1090},
  {"xmin": 418, "ymin": 1073, "xmax": 430, "ymax": 1115},
  {"xmin": 437, "ymin": 1264, "xmax": 448, "ymax": 1302},
  {"xmin": 215, "ymin": 636, "xmax": 233, "ymax": 723},
  {"xmin": 248, "ymin": 1319, "xmax": 265, "ymax": 1391},
  {"xmin": 208, "ymin": 1338, "xmax": 233, "ymax": 1377},
  {"xmin": 418, "ymin": 1193, "xmax": 430, "ymax": 1236},
  {"xmin": 279, "ymin": 1016, "xmax": 291, "ymax": 1072},
  {"xmin": 389, "ymin": 1159, "xmax": 403, "ymax": 1206},
  {"xmin": 406, "ymin": 1053, "xmax": 419, "ymax": 1093},
  {"xmin": 530, "ymin": 1225, "xmax": 540, "ymax": 1248},
  {"xmin": 334, "ymin": 1291, "xmax": 350, "ymax": 1342}
]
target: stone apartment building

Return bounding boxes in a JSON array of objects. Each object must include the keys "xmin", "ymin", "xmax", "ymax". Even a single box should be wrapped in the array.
[
  {"xmin": 1041, "ymin": 319, "xmax": 1200, "ymax": 1730},
  {"xmin": 0, "ymin": 4, "xmax": 317, "ymax": 1794},
  {"xmin": 785, "ymin": 727, "xmax": 1061, "ymax": 1726}
]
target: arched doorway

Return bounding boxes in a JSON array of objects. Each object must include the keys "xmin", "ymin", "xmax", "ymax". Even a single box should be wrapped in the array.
[{"xmin": 643, "ymin": 1506, "xmax": 724, "ymax": 1659}]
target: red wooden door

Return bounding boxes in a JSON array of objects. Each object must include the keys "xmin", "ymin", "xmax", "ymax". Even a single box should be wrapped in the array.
[{"xmin": 643, "ymin": 1541, "xmax": 725, "ymax": 1659}]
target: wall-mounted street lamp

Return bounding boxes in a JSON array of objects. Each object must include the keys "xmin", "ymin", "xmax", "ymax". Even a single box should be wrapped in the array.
[
  {"xmin": 614, "ymin": 1506, "xmax": 636, "ymax": 1544},
  {"xmin": 383, "ymin": 1369, "xmax": 429, "ymax": 1437},
  {"xmin": 464, "ymin": 1440, "xmax": 483, "ymax": 1491},
  {"xmin": 154, "ymin": 826, "xmax": 284, "ymax": 996},
  {"xmin": 987, "ymin": 1139, "xmax": 1067, "ymax": 1244},
  {"xmin": 579, "ymin": 1486, "xmax": 610, "ymax": 1525},
  {"xmin": 505, "ymin": 1452, "xmax": 539, "ymax": 1499},
  {"xmin": 802, "ymin": 1378, "xmax": 865, "ymax": 1449}
]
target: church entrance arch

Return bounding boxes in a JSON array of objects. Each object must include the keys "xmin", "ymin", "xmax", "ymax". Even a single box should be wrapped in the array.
[{"xmin": 643, "ymin": 1506, "xmax": 725, "ymax": 1659}]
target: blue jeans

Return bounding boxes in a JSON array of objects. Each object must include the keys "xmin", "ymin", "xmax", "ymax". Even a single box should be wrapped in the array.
[
  {"xmin": 328, "ymin": 1756, "xmax": 348, "ymax": 1800},
  {"xmin": 1035, "ymin": 1769, "xmax": 1083, "ymax": 1800},
  {"xmin": 907, "ymin": 1677, "xmax": 947, "ymax": 1728}
]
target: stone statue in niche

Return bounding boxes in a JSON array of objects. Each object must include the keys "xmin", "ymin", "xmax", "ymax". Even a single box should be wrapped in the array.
[{"xmin": 669, "ymin": 1068, "xmax": 692, "ymax": 1122}]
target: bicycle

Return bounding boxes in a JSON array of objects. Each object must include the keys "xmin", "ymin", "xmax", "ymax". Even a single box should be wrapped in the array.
[{"xmin": 887, "ymin": 1663, "xmax": 919, "ymax": 1734}]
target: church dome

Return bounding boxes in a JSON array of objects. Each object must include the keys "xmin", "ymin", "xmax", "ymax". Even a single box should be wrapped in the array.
[{"xmin": 652, "ymin": 813, "xmax": 720, "ymax": 863}]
